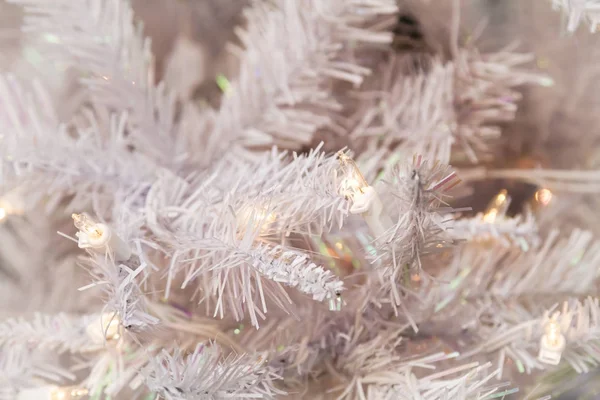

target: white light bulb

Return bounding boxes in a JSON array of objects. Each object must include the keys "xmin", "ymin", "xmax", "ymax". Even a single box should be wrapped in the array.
[
  {"xmin": 72, "ymin": 213, "xmax": 131, "ymax": 261},
  {"xmin": 538, "ymin": 318, "xmax": 566, "ymax": 365}
]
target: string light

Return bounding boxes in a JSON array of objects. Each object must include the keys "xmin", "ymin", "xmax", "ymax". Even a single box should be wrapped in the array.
[
  {"xmin": 336, "ymin": 152, "xmax": 392, "ymax": 239},
  {"xmin": 0, "ymin": 190, "xmax": 25, "ymax": 222},
  {"xmin": 72, "ymin": 213, "xmax": 131, "ymax": 261},
  {"xmin": 535, "ymin": 188, "xmax": 553, "ymax": 206},
  {"xmin": 538, "ymin": 317, "xmax": 566, "ymax": 365},
  {"xmin": 86, "ymin": 312, "xmax": 122, "ymax": 344},
  {"xmin": 17, "ymin": 386, "xmax": 89, "ymax": 400},
  {"xmin": 482, "ymin": 189, "xmax": 511, "ymax": 223},
  {"xmin": 238, "ymin": 206, "xmax": 276, "ymax": 235}
]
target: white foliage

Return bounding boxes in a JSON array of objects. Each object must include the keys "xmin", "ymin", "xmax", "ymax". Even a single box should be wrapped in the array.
[
  {"xmin": 448, "ymin": 209, "xmax": 539, "ymax": 249},
  {"xmin": 144, "ymin": 343, "xmax": 283, "ymax": 400},
  {"xmin": 0, "ymin": 346, "xmax": 72, "ymax": 399},
  {"xmin": 82, "ymin": 255, "xmax": 160, "ymax": 331},
  {"xmin": 211, "ymin": 0, "xmax": 396, "ymax": 156},
  {"xmin": 552, "ymin": 0, "xmax": 600, "ymax": 32},
  {"xmin": 0, "ymin": 313, "xmax": 101, "ymax": 353},
  {"xmin": 6, "ymin": 0, "xmax": 188, "ymax": 168},
  {"xmin": 352, "ymin": 49, "xmax": 550, "ymax": 164},
  {"xmin": 374, "ymin": 157, "xmax": 459, "ymax": 283}
]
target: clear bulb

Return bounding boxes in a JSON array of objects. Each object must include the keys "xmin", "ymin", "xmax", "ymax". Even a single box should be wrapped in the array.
[
  {"xmin": 72, "ymin": 213, "xmax": 103, "ymax": 239},
  {"xmin": 336, "ymin": 152, "xmax": 369, "ymax": 199},
  {"xmin": 545, "ymin": 319, "xmax": 562, "ymax": 347},
  {"xmin": 483, "ymin": 189, "xmax": 511, "ymax": 223},
  {"xmin": 50, "ymin": 387, "xmax": 88, "ymax": 400}
]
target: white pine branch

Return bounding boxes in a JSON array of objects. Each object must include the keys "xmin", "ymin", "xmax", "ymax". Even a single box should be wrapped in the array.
[
  {"xmin": 461, "ymin": 297, "xmax": 600, "ymax": 376},
  {"xmin": 0, "ymin": 76, "xmax": 157, "ymax": 211},
  {"xmin": 372, "ymin": 157, "xmax": 459, "ymax": 310},
  {"xmin": 7, "ymin": 0, "xmax": 192, "ymax": 168},
  {"xmin": 329, "ymin": 327, "xmax": 508, "ymax": 400},
  {"xmin": 144, "ymin": 343, "xmax": 283, "ymax": 400},
  {"xmin": 552, "ymin": 0, "xmax": 600, "ymax": 32},
  {"xmin": 0, "ymin": 313, "xmax": 101, "ymax": 353},
  {"xmin": 208, "ymin": 0, "xmax": 396, "ymax": 157},
  {"xmin": 448, "ymin": 209, "xmax": 540, "ymax": 250},
  {"xmin": 352, "ymin": 48, "xmax": 551, "ymax": 164},
  {"xmin": 82, "ymin": 255, "xmax": 159, "ymax": 331},
  {"xmin": 0, "ymin": 346, "xmax": 73, "ymax": 399}
]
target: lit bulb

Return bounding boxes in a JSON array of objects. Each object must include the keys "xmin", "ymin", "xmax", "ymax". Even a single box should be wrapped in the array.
[
  {"xmin": 0, "ymin": 207, "xmax": 6, "ymax": 222},
  {"xmin": 336, "ymin": 152, "xmax": 369, "ymax": 200},
  {"xmin": 17, "ymin": 386, "xmax": 88, "ymax": 400},
  {"xmin": 86, "ymin": 312, "xmax": 122, "ymax": 344},
  {"xmin": 545, "ymin": 319, "xmax": 561, "ymax": 347},
  {"xmin": 538, "ymin": 317, "xmax": 566, "ymax": 365},
  {"xmin": 483, "ymin": 189, "xmax": 511, "ymax": 223},
  {"xmin": 335, "ymin": 151, "xmax": 392, "ymax": 238},
  {"xmin": 72, "ymin": 213, "xmax": 131, "ymax": 261},
  {"xmin": 239, "ymin": 206, "xmax": 276, "ymax": 234},
  {"xmin": 72, "ymin": 213, "xmax": 104, "ymax": 239},
  {"xmin": 535, "ymin": 188, "xmax": 553, "ymax": 206}
]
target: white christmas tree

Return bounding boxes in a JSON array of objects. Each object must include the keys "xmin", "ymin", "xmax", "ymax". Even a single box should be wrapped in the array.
[{"xmin": 1, "ymin": 0, "xmax": 600, "ymax": 399}]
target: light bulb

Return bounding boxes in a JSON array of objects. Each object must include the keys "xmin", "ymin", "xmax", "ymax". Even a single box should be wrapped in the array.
[
  {"xmin": 17, "ymin": 386, "xmax": 88, "ymax": 400},
  {"xmin": 72, "ymin": 212, "xmax": 131, "ymax": 261},
  {"xmin": 86, "ymin": 312, "xmax": 122, "ymax": 344},
  {"xmin": 535, "ymin": 188, "xmax": 553, "ymax": 206},
  {"xmin": 239, "ymin": 206, "xmax": 276, "ymax": 234},
  {"xmin": 545, "ymin": 319, "xmax": 561, "ymax": 347},
  {"xmin": 336, "ymin": 151, "xmax": 369, "ymax": 200},
  {"xmin": 72, "ymin": 213, "xmax": 104, "ymax": 239},
  {"xmin": 538, "ymin": 317, "xmax": 566, "ymax": 365},
  {"xmin": 0, "ymin": 207, "xmax": 6, "ymax": 222},
  {"xmin": 483, "ymin": 189, "xmax": 511, "ymax": 223}
]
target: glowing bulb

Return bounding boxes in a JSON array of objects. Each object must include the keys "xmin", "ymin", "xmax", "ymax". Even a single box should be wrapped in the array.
[
  {"xmin": 545, "ymin": 319, "xmax": 561, "ymax": 347},
  {"xmin": 483, "ymin": 190, "xmax": 511, "ymax": 223},
  {"xmin": 72, "ymin": 213, "xmax": 131, "ymax": 261},
  {"xmin": 483, "ymin": 209, "xmax": 498, "ymax": 223},
  {"xmin": 539, "ymin": 317, "xmax": 566, "ymax": 365},
  {"xmin": 535, "ymin": 188, "xmax": 553, "ymax": 206},
  {"xmin": 0, "ymin": 207, "xmax": 6, "ymax": 222},
  {"xmin": 17, "ymin": 386, "xmax": 88, "ymax": 400},
  {"xmin": 86, "ymin": 312, "xmax": 121, "ymax": 344},
  {"xmin": 336, "ymin": 152, "xmax": 369, "ymax": 199},
  {"xmin": 239, "ymin": 207, "xmax": 276, "ymax": 234},
  {"xmin": 72, "ymin": 213, "xmax": 103, "ymax": 239}
]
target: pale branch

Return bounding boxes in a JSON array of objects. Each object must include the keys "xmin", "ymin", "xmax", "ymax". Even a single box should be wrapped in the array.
[
  {"xmin": 447, "ymin": 209, "xmax": 540, "ymax": 250},
  {"xmin": 0, "ymin": 76, "xmax": 158, "ymax": 211},
  {"xmin": 460, "ymin": 297, "xmax": 600, "ymax": 377},
  {"xmin": 7, "ymin": 0, "xmax": 194, "ymax": 168},
  {"xmin": 209, "ymin": 0, "xmax": 396, "ymax": 158},
  {"xmin": 144, "ymin": 343, "xmax": 283, "ymax": 400},
  {"xmin": 370, "ymin": 156, "xmax": 459, "ymax": 312},
  {"xmin": 0, "ymin": 346, "xmax": 73, "ymax": 398},
  {"xmin": 351, "ymin": 47, "xmax": 550, "ymax": 164},
  {"xmin": 0, "ymin": 313, "xmax": 102, "ymax": 353},
  {"xmin": 551, "ymin": 0, "xmax": 600, "ymax": 32},
  {"xmin": 81, "ymin": 255, "xmax": 160, "ymax": 332}
]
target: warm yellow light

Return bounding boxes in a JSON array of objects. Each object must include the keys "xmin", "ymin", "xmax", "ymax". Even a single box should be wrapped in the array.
[
  {"xmin": 50, "ymin": 387, "xmax": 89, "ymax": 400},
  {"xmin": 483, "ymin": 190, "xmax": 511, "ymax": 223},
  {"xmin": 72, "ymin": 213, "xmax": 103, "ymax": 239},
  {"xmin": 336, "ymin": 152, "xmax": 369, "ymax": 199},
  {"xmin": 535, "ymin": 188, "xmax": 553, "ymax": 206},
  {"xmin": 483, "ymin": 209, "xmax": 498, "ymax": 223},
  {"xmin": 545, "ymin": 319, "xmax": 562, "ymax": 347},
  {"xmin": 335, "ymin": 242, "xmax": 344, "ymax": 250},
  {"xmin": 0, "ymin": 207, "xmax": 6, "ymax": 222}
]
